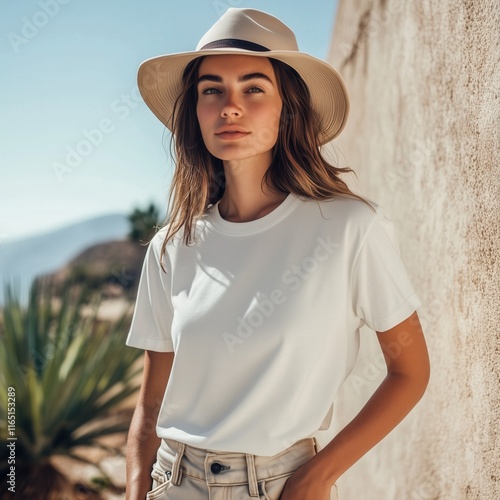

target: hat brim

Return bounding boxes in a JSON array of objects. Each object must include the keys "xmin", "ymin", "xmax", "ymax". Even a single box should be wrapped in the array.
[{"xmin": 137, "ymin": 48, "xmax": 350, "ymax": 145}]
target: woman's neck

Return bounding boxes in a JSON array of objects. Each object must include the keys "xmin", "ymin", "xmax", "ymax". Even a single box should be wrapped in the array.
[{"xmin": 218, "ymin": 156, "xmax": 288, "ymax": 223}]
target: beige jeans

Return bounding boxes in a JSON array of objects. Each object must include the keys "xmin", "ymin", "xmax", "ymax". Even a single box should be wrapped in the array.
[{"xmin": 146, "ymin": 436, "xmax": 339, "ymax": 500}]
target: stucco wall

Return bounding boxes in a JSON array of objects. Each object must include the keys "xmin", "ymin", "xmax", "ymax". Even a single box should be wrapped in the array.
[{"xmin": 318, "ymin": 1, "xmax": 499, "ymax": 499}]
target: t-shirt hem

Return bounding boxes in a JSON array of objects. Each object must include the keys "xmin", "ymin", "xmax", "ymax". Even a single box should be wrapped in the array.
[
  {"xmin": 371, "ymin": 292, "xmax": 423, "ymax": 332},
  {"xmin": 126, "ymin": 337, "xmax": 174, "ymax": 352}
]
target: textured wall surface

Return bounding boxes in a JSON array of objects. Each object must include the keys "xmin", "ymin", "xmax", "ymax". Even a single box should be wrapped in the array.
[{"xmin": 316, "ymin": 1, "xmax": 499, "ymax": 499}]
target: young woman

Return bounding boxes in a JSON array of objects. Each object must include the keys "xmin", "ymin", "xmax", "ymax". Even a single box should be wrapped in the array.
[{"xmin": 125, "ymin": 8, "xmax": 430, "ymax": 500}]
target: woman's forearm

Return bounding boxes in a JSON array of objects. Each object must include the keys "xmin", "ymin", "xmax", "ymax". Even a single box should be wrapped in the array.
[
  {"xmin": 306, "ymin": 372, "xmax": 429, "ymax": 485},
  {"xmin": 126, "ymin": 351, "xmax": 173, "ymax": 499},
  {"xmin": 126, "ymin": 403, "xmax": 162, "ymax": 500}
]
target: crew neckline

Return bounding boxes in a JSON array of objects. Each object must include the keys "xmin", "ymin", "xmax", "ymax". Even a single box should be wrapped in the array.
[{"xmin": 206, "ymin": 192, "xmax": 300, "ymax": 235}]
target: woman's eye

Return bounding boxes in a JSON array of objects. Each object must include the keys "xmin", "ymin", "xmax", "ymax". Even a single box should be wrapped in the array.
[
  {"xmin": 201, "ymin": 88, "xmax": 221, "ymax": 95},
  {"xmin": 246, "ymin": 87, "xmax": 264, "ymax": 94}
]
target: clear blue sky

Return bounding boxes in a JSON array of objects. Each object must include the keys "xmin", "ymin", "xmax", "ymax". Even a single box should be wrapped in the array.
[{"xmin": 0, "ymin": 0, "xmax": 338, "ymax": 243}]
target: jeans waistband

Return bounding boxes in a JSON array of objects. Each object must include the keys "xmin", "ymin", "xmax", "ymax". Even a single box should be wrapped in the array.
[{"xmin": 156, "ymin": 437, "xmax": 318, "ymax": 498}]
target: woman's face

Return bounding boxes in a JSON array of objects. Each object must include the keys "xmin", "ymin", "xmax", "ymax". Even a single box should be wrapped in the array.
[{"xmin": 196, "ymin": 55, "xmax": 283, "ymax": 165}]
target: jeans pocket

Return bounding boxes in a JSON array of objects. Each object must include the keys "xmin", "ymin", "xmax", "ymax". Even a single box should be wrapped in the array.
[
  {"xmin": 146, "ymin": 462, "xmax": 173, "ymax": 500},
  {"xmin": 261, "ymin": 474, "xmax": 339, "ymax": 500},
  {"xmin": 261, "ymin": 472, "xmax": 293, "ymax": 500},
  {"xmin": 332, "ymin": 483, "xmax": 339, "ymax": 500}
]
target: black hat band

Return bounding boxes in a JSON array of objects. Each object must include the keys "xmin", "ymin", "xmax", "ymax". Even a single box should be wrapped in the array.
[{"xmin": 200, "ymin": 38, "xmax": 270, "ymax": 52}]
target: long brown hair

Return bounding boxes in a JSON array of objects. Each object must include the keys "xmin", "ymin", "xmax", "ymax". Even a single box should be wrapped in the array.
[{"xmin": 158, "ymin": 56, "xmax": 373, "ymax": 271}]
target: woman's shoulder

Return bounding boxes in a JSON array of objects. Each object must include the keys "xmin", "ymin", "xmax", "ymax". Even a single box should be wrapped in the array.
[
  {"xmin": 150, "ymin": 224, "xmax": 169, "ymax": 243},
  {"xmin": 149, "ymin": 220, "xmax": 188, "ymax": 247},
  {"xmin": 144, "ymin": 223, "xmax": 178, "ymax": 260},
  {"xmin": 301, "ymin": 194, "xmax": 399, "ymax": 251},
  {"xmin": 301, "ymin": 194, "xmax": 385, "ymax": 228}
]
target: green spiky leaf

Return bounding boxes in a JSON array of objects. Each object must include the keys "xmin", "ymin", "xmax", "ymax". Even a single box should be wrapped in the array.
[{"xmin": 0, "ymin": 277, "xmax": 142, "ymax": 473}]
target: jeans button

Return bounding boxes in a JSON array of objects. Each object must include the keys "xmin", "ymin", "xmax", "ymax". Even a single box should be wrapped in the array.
[
  {"xmin": 211, "ymin": 462, "xmax": 223, "ymax": 474},
  {"xmin": 210, "ymin": 462, "xmax": 231, "ymax": 474}
]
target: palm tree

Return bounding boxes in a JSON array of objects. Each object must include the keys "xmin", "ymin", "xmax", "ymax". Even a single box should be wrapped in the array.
[{"xmin": 0, "ymin": 277, "xmax": 143, "ymax": 498}]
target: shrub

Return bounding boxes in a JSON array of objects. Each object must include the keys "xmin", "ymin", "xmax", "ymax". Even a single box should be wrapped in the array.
[{"xmin": 0, "ymin": 278, "xmax": 142, "ymax": 498}]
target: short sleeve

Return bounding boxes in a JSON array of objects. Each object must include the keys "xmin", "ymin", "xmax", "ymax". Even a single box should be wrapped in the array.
[
  {"xmin": 126, "ymin": 233, "xmax": 174, "ymax": 352},
  {"xmin": 351, "ymin": 207, "xmax": 422, "ymax": 332}
]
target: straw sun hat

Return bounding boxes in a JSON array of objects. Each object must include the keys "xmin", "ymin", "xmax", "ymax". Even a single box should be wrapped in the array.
[{"xmin": 137, "ymin": 8, "xmax": 350, "ymax": 145}]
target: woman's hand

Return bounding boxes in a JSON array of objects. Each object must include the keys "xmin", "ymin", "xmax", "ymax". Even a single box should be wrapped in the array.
[{"xmin": 278, "ymin": 461, "xmax": 335, "ymax": 500}]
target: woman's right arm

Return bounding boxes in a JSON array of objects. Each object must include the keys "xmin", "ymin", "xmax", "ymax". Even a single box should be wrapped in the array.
[{"xmin": 126, "ymin": 350, "xmax": 174, "ymax": 500}]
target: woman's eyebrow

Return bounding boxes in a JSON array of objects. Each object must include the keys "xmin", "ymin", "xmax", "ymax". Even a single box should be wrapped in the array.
[
  {"xmin": 197, "ymin": 74, "xmax": 222, "ymax": 84},
  {"xmin": 197, "ymin": 72, "xmax": 273, "ymax": 85},
  {"xmin": 238, "ymin": 72, "xmax": 273, "ymax": 84}
]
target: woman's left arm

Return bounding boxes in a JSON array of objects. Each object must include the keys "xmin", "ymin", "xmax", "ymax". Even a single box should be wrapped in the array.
[{"xmin": 280, "ymin": 311, "xmax": 430, "ymax": 500}]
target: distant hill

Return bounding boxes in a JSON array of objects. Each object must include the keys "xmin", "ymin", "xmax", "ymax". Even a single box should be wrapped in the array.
[
  {"xmin": 39, "ymin": 238, "xmax": 148, "ymax": 302},
  {"xmin": 0, "ymin": 214, "xmax": 133, "ymax": 306}
]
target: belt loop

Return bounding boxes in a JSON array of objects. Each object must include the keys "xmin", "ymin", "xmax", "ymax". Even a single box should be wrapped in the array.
[
  {"xmin": 312, "ymin": 436, "xmax": 319, "ymax": 454},
  {"xmin": 171, "ymin": 441, "xmax": 186, "ymax": 486},
  {"xmin": 245, "ymin": 453, "xmax": 259, "ymax": 497}
]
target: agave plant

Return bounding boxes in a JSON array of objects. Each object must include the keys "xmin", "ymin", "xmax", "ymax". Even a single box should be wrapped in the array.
[{"xmin": 0, "ymin": 277, "xmax": 143, "ymax": 498}]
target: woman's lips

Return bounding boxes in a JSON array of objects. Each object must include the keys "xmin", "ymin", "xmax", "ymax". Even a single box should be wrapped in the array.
[{"xmin": 215, "ymin": 131, "xmax": 250, "ymax": 140}]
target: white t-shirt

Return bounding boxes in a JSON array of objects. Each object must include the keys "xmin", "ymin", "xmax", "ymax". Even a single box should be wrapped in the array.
[{"xmin": 126, "ymin": 193, "xmax": 422, "ymax": 456}]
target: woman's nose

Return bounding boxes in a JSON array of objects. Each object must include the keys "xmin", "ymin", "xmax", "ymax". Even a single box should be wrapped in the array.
[{"xmin": 221, "ymin": 93, "xmax": 241, "ymax": 117}]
